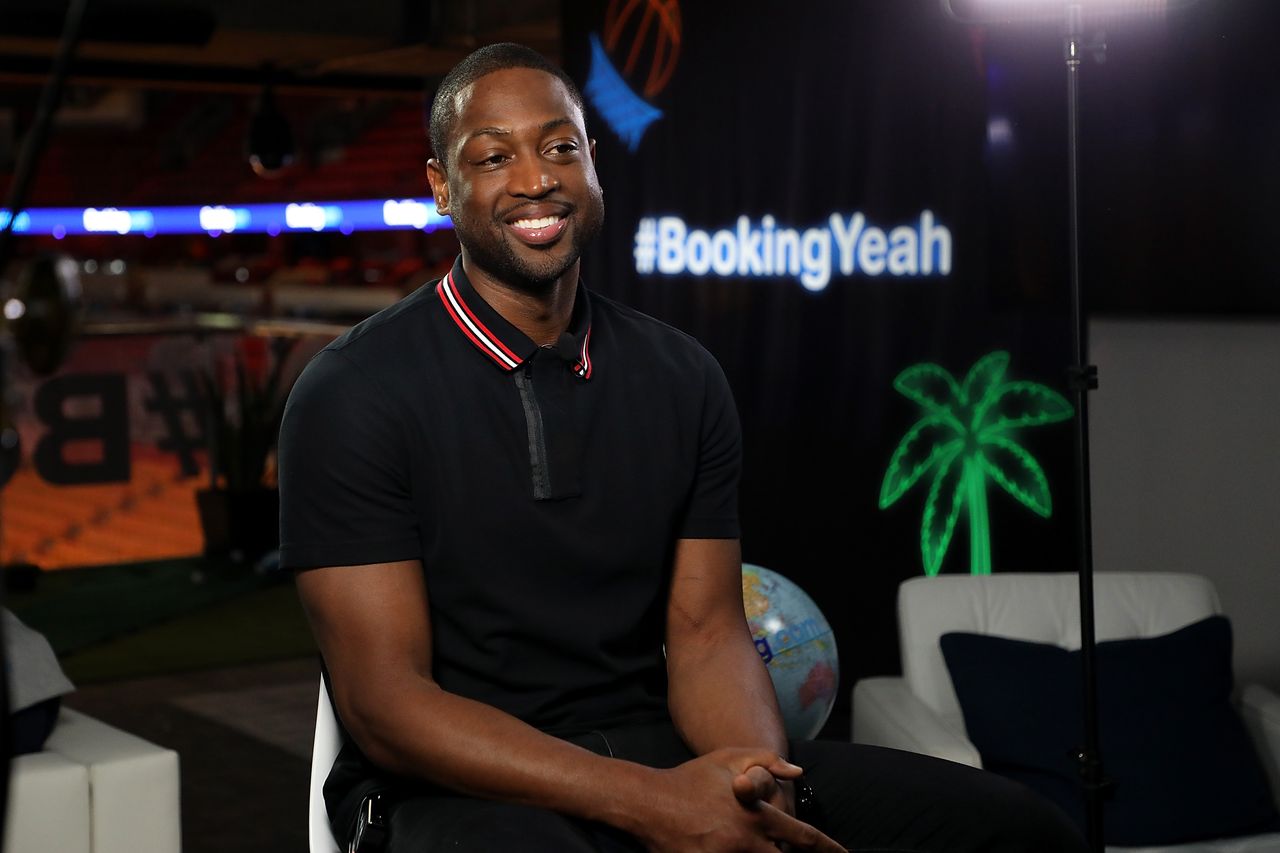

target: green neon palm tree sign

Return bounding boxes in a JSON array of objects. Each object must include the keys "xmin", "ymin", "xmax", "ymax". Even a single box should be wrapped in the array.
[{"xmin": 879, "ymin": 351, "xmax": 1073, "ymax": 576}]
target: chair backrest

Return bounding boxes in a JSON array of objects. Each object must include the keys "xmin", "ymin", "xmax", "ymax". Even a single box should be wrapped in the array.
[
  {"xmin": 309, "ymin": 674, "xmax": 342, "ymax": 853},
  {"xmin": 898, "ymin": 572, "xmax": 1221, "ymax": 728}
]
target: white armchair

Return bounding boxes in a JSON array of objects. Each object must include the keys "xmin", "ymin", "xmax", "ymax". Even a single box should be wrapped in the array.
[{"xmin": 851, "ymin": 572, "xmax": 1280, "ymax": 853}]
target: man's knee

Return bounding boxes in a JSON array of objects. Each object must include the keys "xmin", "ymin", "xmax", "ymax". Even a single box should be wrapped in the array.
[
  {"xmin": 791, "ymin": 741, "xmax": 1089, "ymax": 852},
  {"xmin": 976, "ymin": 774, "xmax": 1090, "ymax": 853}
]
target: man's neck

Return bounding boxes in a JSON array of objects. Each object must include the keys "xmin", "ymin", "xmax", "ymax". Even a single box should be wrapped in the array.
[{"xmin": 462, "ymin": 256, "xmax": 579, "ymax": 348}]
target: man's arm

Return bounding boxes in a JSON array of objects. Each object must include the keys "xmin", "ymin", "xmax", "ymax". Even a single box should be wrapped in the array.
[
  {"xmin": 298, "ymin": 557, "xmax": 841, "ymax": 852},
  {"xmin": 666, "ymin": 538, "xmax": 789, "ymax": 756},
  {"xmin": 298, "ymin": 559, "xmax": 639, "ymax": 813},
  {"xmin": 664, "ymin": 538, "xmax": 800, "ymax": 811}
]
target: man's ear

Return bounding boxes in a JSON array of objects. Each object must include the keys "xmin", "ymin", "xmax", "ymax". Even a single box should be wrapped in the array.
[
  {"xmin": 426, "ymin": 159, "xmax": 448, "ymax": 213},
  {"xmin": 587, "ymin": 140, "xmax": 601, "ymax": 196}
]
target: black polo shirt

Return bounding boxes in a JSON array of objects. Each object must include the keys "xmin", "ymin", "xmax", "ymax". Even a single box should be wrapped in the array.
[{"xmin": 279, "ymin": 256, "xmax": 741, "ymax": 738}]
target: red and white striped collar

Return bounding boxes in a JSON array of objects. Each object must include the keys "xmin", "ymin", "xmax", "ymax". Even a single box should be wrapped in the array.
[{"xmin": 436, "ymin": 260, "xmax": 594, "ymax": 380}]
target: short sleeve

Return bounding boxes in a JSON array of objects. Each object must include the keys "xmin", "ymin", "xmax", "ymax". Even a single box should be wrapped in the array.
[
  {"xmin": 678, "ymin": 353, "xmax": 742, "ymax": 539},
  {"xmin": 278, "ymin": 348, "xmax": 421, "ymax": 569}
]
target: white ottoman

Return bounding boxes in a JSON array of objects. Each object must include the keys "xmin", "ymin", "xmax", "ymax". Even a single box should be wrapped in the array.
[
  {"xmin": 4, "ymin": 709, "xmax": 181, "ymax": 853},
  {"xmin": 4, "ymin": 750, "xmax": 91, "ymax": 853}
]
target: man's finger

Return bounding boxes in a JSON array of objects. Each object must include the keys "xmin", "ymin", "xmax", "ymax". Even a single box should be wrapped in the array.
[
  {"xmin": 723, "ymin": 748, "xmax": 804, "ymax": 779},
  {"xmin": 732, "ymin": 765, "xmax": 778, "ymax": 804},
  {"xmin": 762, "ymin": 755, "xmax": 805, "ymax": 780},
  {"xmin": 756, "ymin": 801, "xmax": 846, "ymax": 852}
]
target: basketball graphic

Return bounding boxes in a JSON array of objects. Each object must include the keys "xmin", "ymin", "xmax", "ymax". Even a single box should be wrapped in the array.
[
  {"xmin": 585, "ymin": 0, "xmax": 683, "ymax": 152},
  {"xmin": 604, "ymin": 0, "xmax": 682, "ymax": 99}
]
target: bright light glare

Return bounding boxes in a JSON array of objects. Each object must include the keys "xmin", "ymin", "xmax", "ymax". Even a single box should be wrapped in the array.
[
  {"xmin": 1, "ymin": 198, "xmax": 452, "ymax": 238},
  {"xmin": 3, "ymin": 298, "xmax": 25, "ymax": 321},
  {"xmin": 987, "ymin": 116, "xmax": 1015, "ymax": 146},
  {"xmin": 942, "ymin": 0, "xmax": 1185, "ymax": 24},
  {"xmin": 963, "ymin": 0, "xmax": 1168, "ymax": 7}
]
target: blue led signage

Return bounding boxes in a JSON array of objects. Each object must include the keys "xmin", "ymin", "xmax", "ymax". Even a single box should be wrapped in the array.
[
  {"xmin": 0, "ymin": 198, "xmax": 453, "ymax": 238},
  {"xmin": 633, "ymin": 211, "xmax": 953, "ymax": 291}
]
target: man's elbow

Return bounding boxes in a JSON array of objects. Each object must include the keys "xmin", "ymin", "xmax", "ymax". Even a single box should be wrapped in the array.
[
  {"xmin": 667, "ymin": 611, "xmax": 754, "ymax": 658},
  {"xmin": 334, "ymin": 676, "xmax": 438, "ymax": 775}
]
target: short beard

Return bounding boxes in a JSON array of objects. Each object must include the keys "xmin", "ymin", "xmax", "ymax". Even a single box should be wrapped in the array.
[
  {"xmin": 456, "ymin": 193, "xmax": 604, "ymax": 296},
  {"xmin": 469, "ymin": 239, "xmax": 575, "ymax": 296}
]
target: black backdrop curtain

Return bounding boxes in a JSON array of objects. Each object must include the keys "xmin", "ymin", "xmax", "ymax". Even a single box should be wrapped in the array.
[{"xmin": 559, "ymin": 0, "xmax": 1280, "ymax": 734}]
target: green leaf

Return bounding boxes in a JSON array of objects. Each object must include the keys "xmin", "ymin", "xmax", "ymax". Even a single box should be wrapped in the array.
[
  {"xmin": 920, "ymin": 443, "xmax": 966, "ymax": 576},
  {"xmin": 893, "ymin": 363, "xmax": 961, "ymax": 417},
  {"xmin": 879, "ymin": 417, "xmax": 962, "ymax": 508},
  {"xmin": 975, "ymin": 381, "xmax": 1073, "ymax": 436},
  {"xmin": 978, "ymin": 435, "xmax": 1052, "ymax": 517},
  {"xmin": 961, "ymin": 351, "xmax": 1009, "ymax": 408}
]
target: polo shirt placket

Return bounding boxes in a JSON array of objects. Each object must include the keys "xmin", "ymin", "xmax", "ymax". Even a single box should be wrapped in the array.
[{"xmin": 436, "ymin": 264, "xmax": 595, "ymax": 501}]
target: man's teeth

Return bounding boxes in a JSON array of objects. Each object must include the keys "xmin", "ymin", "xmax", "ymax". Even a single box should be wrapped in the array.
[{"xmin": 512, "ymin": 216, "xmax": 562, "ymax": 229}]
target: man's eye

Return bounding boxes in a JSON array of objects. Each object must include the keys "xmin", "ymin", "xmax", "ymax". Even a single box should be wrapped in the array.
[
  {"xmin": 477, "ymin": 153, "xmax": 508, "ymax": 166},
  {"xmin": 547, "ymin": 143, "xmax": 579, "ymax": 156}
]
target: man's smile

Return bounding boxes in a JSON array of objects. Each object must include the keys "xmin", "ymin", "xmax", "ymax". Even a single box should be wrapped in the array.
[{"xmin": 504, "ymin": 205, "xmax": 571, "ymax": 246}]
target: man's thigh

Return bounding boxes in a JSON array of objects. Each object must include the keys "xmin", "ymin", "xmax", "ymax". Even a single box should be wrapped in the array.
[
  {"xmin": 387, "ymin": 793, "xmax": 642, "ymax": 853},
  {"xmin": 382, "ymin": 722, "xmax": 685, "ymax": 853},
  {"xmin": 791, "ymin": 740, "xmax": 1089, "ymax": 853}
]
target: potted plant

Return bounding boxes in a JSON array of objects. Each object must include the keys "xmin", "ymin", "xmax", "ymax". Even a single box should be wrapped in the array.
[{"xmin": 195, "ymin": 335, "xmax": 298, "ymax": 564}]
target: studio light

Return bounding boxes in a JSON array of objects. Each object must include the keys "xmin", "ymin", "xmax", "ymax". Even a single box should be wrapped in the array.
[{"xmin": 942, "ymin": 0, "xmax": 1197, "ymax": 24}]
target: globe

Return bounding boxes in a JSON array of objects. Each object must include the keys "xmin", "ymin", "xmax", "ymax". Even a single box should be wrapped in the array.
[{"xmin": 741, "ymin": 563, "xmax": 840, "ymax": 740}]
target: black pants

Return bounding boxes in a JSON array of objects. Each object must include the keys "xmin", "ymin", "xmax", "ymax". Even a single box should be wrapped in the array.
[{"xmin": 382, "ymin": 721, "xmax": 1089, "ymax": 853}]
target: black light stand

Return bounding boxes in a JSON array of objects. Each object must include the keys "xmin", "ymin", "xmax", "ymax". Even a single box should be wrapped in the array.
[
  {"xmin": 943, "ymin": 1, "xmax": 1201, "ymax": 847},
  {"xmin": 1062, "ymin": 7, "xmax": 1108, "ymax": 851},
  {"xmin": 938, "ymin": 1, "xmax": 1116, "ymax": 849}
]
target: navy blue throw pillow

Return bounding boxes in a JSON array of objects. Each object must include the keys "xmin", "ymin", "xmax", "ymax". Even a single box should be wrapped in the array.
[{"xmin": 940, "ymin": 616, "xmax": 1280, "ymax": 846}]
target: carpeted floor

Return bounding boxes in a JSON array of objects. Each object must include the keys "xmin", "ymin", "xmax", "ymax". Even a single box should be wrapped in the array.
[
  {"xmin": 66, "ymin": 657, "xmax": 319, "ymax": 853},
  {"xmin": 5, "ymin": 556, "xmax": 313, "ymax": 683},
  {"xmin": 172, "ymin": 680, "xmax": 318, "ymax": 760}
]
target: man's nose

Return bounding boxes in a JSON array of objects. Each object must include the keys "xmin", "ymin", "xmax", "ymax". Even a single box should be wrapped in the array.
[{"xmin": 508, "ymin": 158, "xmax": 559, "ymax": 198}]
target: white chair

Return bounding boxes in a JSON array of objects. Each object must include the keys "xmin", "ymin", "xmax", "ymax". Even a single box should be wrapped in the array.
[
  {"xmin": 309, "ymin": 675, "xmax": 342, "ymax": 853},
  {"xmin": 852, "ymin": 572, "xmax": 1280, "ymax": 853},
  {"xmin": 4, "ymin": 707, "xmax": 182, "ymax": 853}
]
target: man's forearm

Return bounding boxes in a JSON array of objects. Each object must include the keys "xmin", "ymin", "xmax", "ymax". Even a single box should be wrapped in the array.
[
  {"xmin": 666, "ymin": 629, "xmax": 789, "ymax": 759},
  {"xmin": 345, "ymin": 675, "xmax": 655, "ymax": 834},
  {"xmin": 349, "ymin": 675, "xmax": 838, "ymax": 851}
]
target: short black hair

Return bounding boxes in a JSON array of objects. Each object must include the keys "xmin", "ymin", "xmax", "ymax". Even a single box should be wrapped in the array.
[{"xmin": 428, "ymin": 43, "xmax": 586, "ymax": 168}]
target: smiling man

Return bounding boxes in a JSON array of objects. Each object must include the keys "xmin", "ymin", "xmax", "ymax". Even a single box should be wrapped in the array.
[{"xmin": 279, "ymin": 43, "xmax": 1089, "ymax": 853}]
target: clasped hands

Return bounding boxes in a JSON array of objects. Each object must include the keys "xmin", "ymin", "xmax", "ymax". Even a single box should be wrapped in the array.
[{"xmin": 637, "ymin": 748, "xmax": 846, "ymax": 852}]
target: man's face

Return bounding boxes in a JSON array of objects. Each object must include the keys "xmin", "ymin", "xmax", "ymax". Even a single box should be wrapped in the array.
[{"xmin": 428, "ymin": 67, "xmax": 604, "ymax": 292}]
